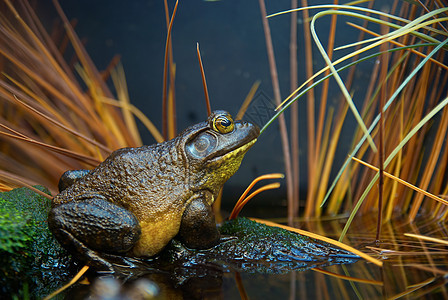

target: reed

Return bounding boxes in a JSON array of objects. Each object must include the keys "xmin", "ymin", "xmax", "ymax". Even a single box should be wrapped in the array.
[
  {"xmin": 264, "ymin": 1, "xmax": 448, "ymax": 238},
  {"xmin": 0, "ymin": 0, "xmax": 166, "ymax": 194}
]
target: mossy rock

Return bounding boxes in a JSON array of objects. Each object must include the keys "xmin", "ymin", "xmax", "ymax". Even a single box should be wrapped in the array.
[
  {"xmin": 0, "ymin": 186, "xmax": 75, "ymax": 299},
  {"xmin": 159, "ymin": 217, "xmax": 360, "ymax": 277}
]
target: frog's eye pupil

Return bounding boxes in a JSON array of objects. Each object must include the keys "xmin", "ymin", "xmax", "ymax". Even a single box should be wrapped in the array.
[
  {"xmin": 220, "ymin": 119, "xmax": 231, "ymax": 127},
  {"xmin": 213, "ymin": 114, "xmax": 234, "ymax": 134}
]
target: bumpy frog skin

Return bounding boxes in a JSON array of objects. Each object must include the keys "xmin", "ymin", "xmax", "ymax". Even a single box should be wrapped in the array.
[{"xmin": 48, "ymin": 111, "xmax": 259, "ymax": 271}]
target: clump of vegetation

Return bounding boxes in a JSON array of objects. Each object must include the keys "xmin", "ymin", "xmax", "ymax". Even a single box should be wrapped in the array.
[
  {"xmin": 261, "ymin": 1, "xmax": 448, "ymax": 234},
  {"xmin": 0, "ymin": 186, "xmax": 74, "ymax": 298}
]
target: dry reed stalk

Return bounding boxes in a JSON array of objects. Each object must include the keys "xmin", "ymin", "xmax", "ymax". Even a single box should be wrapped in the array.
[
  {"xmin": 376, "ymin": 19, "xmax": 391, "ymax": 241},
  {"xmin": 0, "ymin": 0, "xmax": 152, "ymax": 193},
  {"xmin": 196, "ymin": 43, "xmax": 212, "ymax": 116},
  {"xmin": 290, "ymin": 0, "xmax": 300, "ymax": 221},
  {"xmin": 301, "ymin": 0, "xmax": 317, "ymax": 219},
  {"xmin": 314, "ymin": 0, "xmax": 338, "ymax": 178},
  {"xmin": 164, "ymin": 0, "xmax": 177, "ymax": 139},
  {"xmin": 315, "ymin": 104, "xmax": 349, "ymax": 216},
  {"xmin": 258, "ymin": 0, "xmax": 295, "ymax": 225},
  {"xmin": 336, "ymin": 3, "xmax": 447, "ymax": 224},
  {"xmin": 162, "ymin": 0, "xmax": 178, "ymax": 141}
]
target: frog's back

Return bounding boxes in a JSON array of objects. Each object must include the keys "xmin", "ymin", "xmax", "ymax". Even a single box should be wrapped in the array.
[
  {"xmin": 52, "ymin": 139, "xmax": 193, "ymax": 256},
  {"xmin": 56, "ymin": 140, "xmax": 189, "ymax": 215}
]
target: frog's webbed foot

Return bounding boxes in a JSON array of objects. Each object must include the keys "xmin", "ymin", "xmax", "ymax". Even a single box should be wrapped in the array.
[
  {"xmin": 48, "ymin": 197, "xmax": 142, "ymax": 273},
  {"xmin": 60, "ymin": 229, "xmax": 154, "ymax": 276},
  {"xmin": 178, "ymin": 197, "xmax": 221, "ymax": 250}
]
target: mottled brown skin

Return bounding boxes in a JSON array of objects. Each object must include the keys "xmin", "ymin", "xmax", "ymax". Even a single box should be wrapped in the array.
[{"xmin": 48, "ymin": 111, "xmax": 259, "ymax": 271}]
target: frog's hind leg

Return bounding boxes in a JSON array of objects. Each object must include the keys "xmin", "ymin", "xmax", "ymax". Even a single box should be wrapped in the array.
[{"xmin": 48, "ymin": 197, "xmax": 142, "ymax": 272}]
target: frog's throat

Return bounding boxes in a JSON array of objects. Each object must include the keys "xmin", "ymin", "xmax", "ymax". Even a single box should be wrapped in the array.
[{"xmin": 217, "ymin": 138, "xmax": 257, "ymax": 161}]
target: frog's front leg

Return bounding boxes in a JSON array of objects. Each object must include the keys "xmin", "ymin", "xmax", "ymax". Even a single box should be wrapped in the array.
[
  {"xmin": 177, "ymin": 196, "xmax": 221, "ymax": 249},
  {"xmin": 48, "ymin": 195, "xmax": 141, "ymax": 272},
  {"xmin": 58, "ymin": 169, "xmax": 91, "ymax": 192}
]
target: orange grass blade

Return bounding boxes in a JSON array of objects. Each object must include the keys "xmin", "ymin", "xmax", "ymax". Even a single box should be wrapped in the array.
[
  {"xmin": 250, "ymin": 218, "xmax": 383, "ymax": 267},
  {"xmin": 351, "ymin": 156, "xmax": 448, "ymax": 206},
  {"xmin": 196, "ymin": 43, "xmax": 211, "ymax": 116},
  {"xmin": 52, "ymin": 0, "xmax": 115, "ymax": 100},
  {"xmin": 162, "ymin": 0, "xmax": 178, "ymax": 140},
  {"xmin": 0, "ymin": 170, "xmax": 53, "ymax": 200},
  {"xmin": 259, "ymin": 0, "xmax": 294, "ymax": 225},
  {"xmin": 300, "ymin": 0, "xmax": 317, "ymax": 220},
  {"xmin": 0, "ymin": 126, "xmax": 100, "ymax": 166},
  {"xmin": 74, "ymin": 65, "xmax": 128, "ymax": 148},
  {"xmin": 11, "ymin": 95, "xmax": 111, "ymax": 153},
  {"xmin": 314, "ymin": 0, "xmax": 338, "ymax": 174},
  {"xmin": 111, "ymin": 64, "xmax": 142, "ymax": 146},
  {"xmin": 5, "ymin": 0, "xmax": 101, "ymax": 125},
  {"xmin": 229, "ymin": 173, "xmax": 284, "ymax": 220},
  {"xmin": 43, "ymin": 265, "xmax": 89, "ymax": 300},
  {"xmin": 229, "ymin": 182, "xmax": 281, "ymax": 220},
  {"xmin": 0, "ymin": 47, "xmax": 97, "ymax": 127},
  {"xmin": 235, "ymin": 80, "xmax": 260, "ymax": 120},
  {"xmin": 234, "ymin": 272, "xmax": 249, "ymax": 300},
  {"xmin": 312, "ymin": 267, "xmax": 383, "ymax": 286},
  {"xmin": 100, "ymin": 97, "xmax": 163, "ymax": 143},
  {"xmin": 167, "ymin": 64, "xmax": 177, "ymax": 140},
  {"xmin": 404, "ymin": 233, "xmax": 448, "ymax": 246}
]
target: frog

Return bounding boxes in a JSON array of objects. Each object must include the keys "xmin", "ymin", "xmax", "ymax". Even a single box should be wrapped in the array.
[{"xmin": 48, "ymin": 110, "xmax": 259, "ymax": 271}]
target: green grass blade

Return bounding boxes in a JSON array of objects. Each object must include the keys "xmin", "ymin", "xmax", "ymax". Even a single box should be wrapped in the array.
[
  {"xmin": 322, "ymin": 39, "xmax": 448, "ymax": 210},
  {"xmin": 310, "ymin": 11, "xmax": 378, "ymax": 152},
  {"xmin": 339, "ymin": 94, "xmax": 448, "ymax": 241},
  {"xmin": 337, "ymin": 39, "xmax": 448, "ymax": 241},
  {"xmin": 260, "ymin": 43, "xmax": 438, "ymax": 135}
]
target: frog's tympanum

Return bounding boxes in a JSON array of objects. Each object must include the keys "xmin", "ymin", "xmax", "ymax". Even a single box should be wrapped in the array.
[{"xmin": 48, "ymin": 111, "xmax": 259, "ymax": 270}]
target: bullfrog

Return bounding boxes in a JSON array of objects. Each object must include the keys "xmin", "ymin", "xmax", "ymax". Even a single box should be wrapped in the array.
[{"xmin": 48, "ymin": 110, "xmax": 259, "ymax": 271}]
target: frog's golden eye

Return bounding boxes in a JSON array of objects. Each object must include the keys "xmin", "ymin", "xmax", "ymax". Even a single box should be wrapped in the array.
[{"xmin": 212, "ymin": 113, "xmax": 234, "ymax": 134}]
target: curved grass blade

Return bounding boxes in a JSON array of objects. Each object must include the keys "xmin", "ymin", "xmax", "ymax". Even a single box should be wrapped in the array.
[
  {"xmin": 269, "ymin": 4, "xmax": 448, "ymax": 40},
  {"xmin": 345, "ymin": 22, "xmax": 448, "ymax": 71},
  {"xmin": 322, "ymin": 38, "xmax": 448, "ymax": 210},
  {"xmin": 310, "ymin": 11, "xmax": 377, "ymax": 152},
  {"xmin": 260, "ymin": 43, "xmax": 436, "ymax": 134},
  {"xmin": 307, "ymin": 9, "xmax": 448, "ymax": 153},
  {"xmin": 269, "ymin": 6, "xmax": 448, "ymax": 111},
  {"xmin": 229, "ymin": 173, "xmax": 284, "ymax": 220}
]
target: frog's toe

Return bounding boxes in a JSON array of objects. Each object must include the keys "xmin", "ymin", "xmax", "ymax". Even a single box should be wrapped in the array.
[{"xmin": 55, "ymin": 227, "xmax": 117, "ymax": 273}]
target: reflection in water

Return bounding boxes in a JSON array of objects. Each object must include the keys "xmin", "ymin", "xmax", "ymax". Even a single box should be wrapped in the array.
[{"xmin": 65, "ymin": 215, "xmax": 448, "ymax": 299}]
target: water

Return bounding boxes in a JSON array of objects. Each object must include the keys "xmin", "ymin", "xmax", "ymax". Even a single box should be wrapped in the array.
[{"xmin": 49, "ymin": 215, "xmax": 447, "ymax": 299}]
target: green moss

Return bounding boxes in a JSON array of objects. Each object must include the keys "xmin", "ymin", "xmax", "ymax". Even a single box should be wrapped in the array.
[
  {"xmin": 158, "ymin": 217, "xmax": 360, "ymax": 276},
  {"xmin": 0, "ymin": 187, "xmax": 74, "ymax": 299}
]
